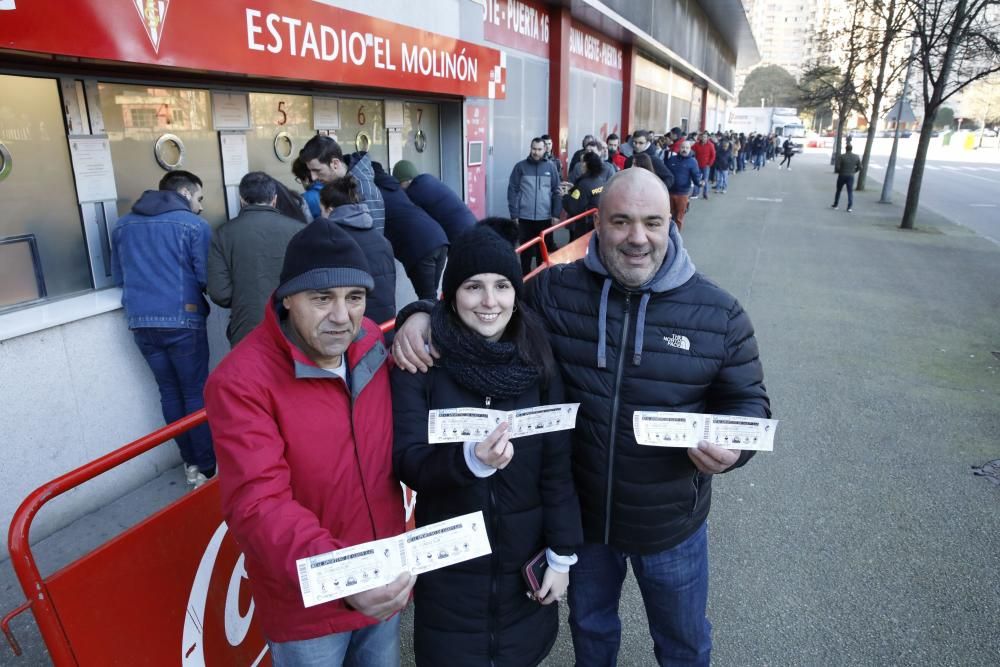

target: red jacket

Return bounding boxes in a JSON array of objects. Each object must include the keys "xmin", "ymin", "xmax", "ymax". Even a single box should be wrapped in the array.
[
  {"xmin": 692, "ymin": 140, "xmax": 716, "ymax": 169},
  {"xmin": 204, "ymin": 301, "xmax": 404, "ymax": 642}
]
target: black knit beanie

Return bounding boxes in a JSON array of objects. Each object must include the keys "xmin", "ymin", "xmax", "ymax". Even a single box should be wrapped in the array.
[
  {"xmin": 275, "ymin": 218, "xmax": 373, "ymax": 300},
  {"xmin": 442, "ymin": 221, "xmax": 523, "ymax": 302}
]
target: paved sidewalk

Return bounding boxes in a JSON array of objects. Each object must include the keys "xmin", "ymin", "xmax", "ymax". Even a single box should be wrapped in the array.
[{"xmin": 3, "ymin": 153, "xmax": 998, "ymax": 666}]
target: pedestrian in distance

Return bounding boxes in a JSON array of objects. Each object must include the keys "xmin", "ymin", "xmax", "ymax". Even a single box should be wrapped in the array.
[
  {"xmin": 691, "ymin": 133, "xmax": 716, "ymax": 200},
  {"xmin": 713, "ymin": 140, "xmax": 733, "ymax": 193},
  {"xmin": 779, "ymin": 138, "xmax": 795, "ymax": 170},
  {"xmin": 665, "ymin": 141, "xmax": 702, "ymax": 232},
  {"xmin": 831, "ymin": 143, "xmax": 862, "ymax": 212},
  {"xmin": 393, "ymin": 167, "xmax": 771, "ymax": 667},
  {"xmin": 391, "ymin": 219, "xmax": 583, "ymax": 667},
  {"xmin": 624, "ymin": 129, "xmax": 675, "ymax": 192},
  {"xmin": 507, "ymin": 137, "xmax": 563, "ymax": 274}
]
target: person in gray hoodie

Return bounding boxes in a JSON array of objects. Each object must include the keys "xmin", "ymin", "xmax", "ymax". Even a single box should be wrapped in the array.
[
  {"xmin": 319, "ymin": 177, "xmax": 396, "ymax": 324},
  {"xmin": 508, "ymin": 137, "xmax": 563, "ymax": 274}
]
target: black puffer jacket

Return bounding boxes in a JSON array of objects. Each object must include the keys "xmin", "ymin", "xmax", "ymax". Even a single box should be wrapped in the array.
[
  {"xmin": 525, "ymin": 227, "xmax": 770, "ymax": 554},
  {"xmin": 392, "ymin": 365, "xmax": 581, "ymax": 667}
]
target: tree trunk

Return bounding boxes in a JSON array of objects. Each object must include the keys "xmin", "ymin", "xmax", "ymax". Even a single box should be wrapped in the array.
[
  {"xmin": 900, "ymin": 113, "xmax": 937, "ymax": 229},
  {"xmin": 856, "ymin": 100, "xmax": 881, "ymax": 191}
]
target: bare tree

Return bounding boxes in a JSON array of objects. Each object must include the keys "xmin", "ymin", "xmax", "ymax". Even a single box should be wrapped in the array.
[
  {"xmin": 855, "ymin": 0, "xmax": 914, "ymax": 191},
  {"xmin": 806, "ymin": 0, "xmax": 870, "ymax": 165},
  {"xmin": 901, "ymin": 0, "xmax": 1000, "ymax": 230}
]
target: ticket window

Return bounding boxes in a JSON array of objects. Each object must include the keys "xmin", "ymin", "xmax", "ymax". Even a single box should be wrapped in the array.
[
  {"xmin": 0, "ymin": 74, "xmax": 91, "ymax": 310},
  {"xmin": 400, "ymin": 102, "xmax": 440, "ymax": 178},
  {"xmin": 247, "ymin": 92, "xmax": 314, "ymax": 192},
  {"xmin": 337, "ymin": 98, "xmax": 388, "ymax": 171},
  {"xmin": 98, "ymin": 83, "xmax": 226, "ymax": 227}
]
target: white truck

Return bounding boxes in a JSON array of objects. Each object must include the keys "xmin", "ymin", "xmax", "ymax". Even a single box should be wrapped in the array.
[{"xmin": 727, "ymin": 107, "xmax": 807, "ymax": 151}]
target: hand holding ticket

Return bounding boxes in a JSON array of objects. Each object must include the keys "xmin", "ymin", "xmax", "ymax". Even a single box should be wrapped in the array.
[
  {"xmin": 632, "ymin": 411, "xmax": 778, "ymax": 452},
  {"xmin": 427, "ymin": 403, "xmax": 580, "ymax": 444},
  {"xmin": 296, "ymin": 511, "xmax": 491, "ymax": 608}
]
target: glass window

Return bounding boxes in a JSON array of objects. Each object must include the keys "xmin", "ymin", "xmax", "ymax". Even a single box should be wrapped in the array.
[
  {"xmin": 248, "ymin": 92, "xmax": 314, "ymax": 192},
  {"xmin": 0, "ymin": 74, "xmax": 91, "ymax": 310},
  {"xmin": 99, "ymin": 83, "xmax": 226, "ymax": 227}
]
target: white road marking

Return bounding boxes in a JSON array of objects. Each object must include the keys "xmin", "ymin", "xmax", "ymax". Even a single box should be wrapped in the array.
[
  {"xmin": 869, "ymin": 163, "xmax": 883, "ymax": 169},
  {"xmin": 746, "ymin": 197, "xmax": 784, "ymax": 202},
  {"xmin": 925, "ymin": 165, "xmax": 940, "ymax": 170},
  {"xmin": 969, "ymin": 204, "xmax": 997, "ymax": 207}
]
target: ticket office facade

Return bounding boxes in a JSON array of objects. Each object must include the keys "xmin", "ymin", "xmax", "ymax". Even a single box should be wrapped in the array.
[
  {"xmin": 0, "ymin": 0, "xmax": 749, "ymax": 555},
  {"xmin": 0, "ymin": 0, "xmax": 495, "ymax": 555}
]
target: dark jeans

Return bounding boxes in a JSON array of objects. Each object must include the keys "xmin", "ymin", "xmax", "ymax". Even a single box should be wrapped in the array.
[
  {"xmin": 518, "ymin": 218, "xmax": 556, "ymax": 274},
  {"xmin": 568, "ymin": 523, "xmax": 712, "ymax": 666},
  {"xmin": 833, "ymin": 174, "xmax": 855, "ymax": 208},
  {"xmin": 779, "ymin": 153, "xmax": 793, "ymax": 167},
  {"xmin": 132, "ymin": 327, "xmax": 215, "ymax": 472},
  {"xmin": 406, "ymin": 245, "xmax": 448, "ymax": 300}
]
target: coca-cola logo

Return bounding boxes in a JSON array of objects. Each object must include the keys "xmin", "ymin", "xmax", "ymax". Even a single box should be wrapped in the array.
[{"xmin": 183, "ymin": 523, "xmax": 269, "ymax": 666}]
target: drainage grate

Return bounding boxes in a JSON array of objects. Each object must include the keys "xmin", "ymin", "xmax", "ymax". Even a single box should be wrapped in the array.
[{"xmin": 972, "ymin": 459, "xmax": 1000, "ymax": 486}]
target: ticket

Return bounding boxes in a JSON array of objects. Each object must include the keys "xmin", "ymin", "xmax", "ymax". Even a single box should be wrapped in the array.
[
  {"xmin": 427, "ymin": 403, "xmax": 580, "ymax": 443},
  {"xmin": 296, "ymin": 511, "xmax": 491, "ymax": 608},
  {"xmin": 632, "ymin": 411, "xmax": 777, "ymax": 452}
]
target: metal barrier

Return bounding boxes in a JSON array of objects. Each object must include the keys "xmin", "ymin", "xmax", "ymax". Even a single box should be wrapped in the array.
[{"xmin": 2, "ymin": 209, "xmax": 595, "ymax": 665}]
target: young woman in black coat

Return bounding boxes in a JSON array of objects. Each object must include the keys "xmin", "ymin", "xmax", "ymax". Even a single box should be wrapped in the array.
[{"xmin": 392, "ymin": 219, "xmax": 583, "ymax": 667}]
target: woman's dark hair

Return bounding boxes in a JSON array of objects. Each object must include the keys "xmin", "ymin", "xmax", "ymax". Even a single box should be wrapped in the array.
[
  {"xmin": 632, "ymin": 153, "xmax": 655, "ymax": 172},
  {"xmin": 291, "ymin": 157, "xmax": 311, "ymax": 185},
  {"xmin": 583, "ymin": 151, "xmax": 603, "ymax": 177},
  {"xmin": 445, "ymin": 299, "xmax": 557, "ymax": 389},
  {"xmin": 272, "ymin": 177, "xmax": 309, "ymax": 223},
  {"xmin": 319, "ymin": 175, "xmax": 361, "ymax": 210}
]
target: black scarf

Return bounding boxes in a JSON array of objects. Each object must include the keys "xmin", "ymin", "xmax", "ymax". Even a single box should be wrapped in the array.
[{"xmin": 431, "ymin": 302, "xmax": 539, "ymax": 399}]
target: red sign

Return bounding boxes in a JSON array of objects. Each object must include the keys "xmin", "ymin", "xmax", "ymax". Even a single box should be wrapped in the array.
[
  {"xmin": 0, "ymin": 0, "xmax": 506, "ymax": 99},
  {"xmin": 464, "ymin": 102, "xmax": 489, "ymax": 220},
  {"xmin": 481, "ymin": 0, "xmax": 550, "ymax": 59},
  {"xmin": 569, "ymin": 21, "xmax": 623, "ymax": 81}
]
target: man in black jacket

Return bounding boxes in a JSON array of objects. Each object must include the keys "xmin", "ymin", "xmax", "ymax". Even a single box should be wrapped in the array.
[
  {"xmin": 393, "ymin": 167, "xmax": 770, "ymax": 667},
  {"xmin": 624, "ymin": 129, "xmax": 675, "ymax": 191}
]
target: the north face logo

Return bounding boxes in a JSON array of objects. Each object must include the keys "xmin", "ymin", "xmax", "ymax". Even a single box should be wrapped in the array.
[
  {"xmin": 133, "ymin": 0, "xmax": 170, "ymax": 53},
  {"xmin": 663, "ymin": 334, "xmax": 690, "ymax": 351}
]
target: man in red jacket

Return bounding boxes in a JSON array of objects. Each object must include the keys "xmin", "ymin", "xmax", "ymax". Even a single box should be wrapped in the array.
[
  {"xmin": 691, "ymin": 133, "xmax": 716, "ymax": 201},
  {"xmin": 205, "ymin": 219, "xmax": 412, "ymax": 666}
]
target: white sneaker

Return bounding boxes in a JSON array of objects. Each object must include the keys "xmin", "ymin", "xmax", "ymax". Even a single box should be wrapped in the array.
[
  {"xmin": 191, "ymin": 471, "xmax": 214, "ymax": 489},
  {"xmin": 185, "ymin": 465, "xmax": 200, "ymax": 486}
]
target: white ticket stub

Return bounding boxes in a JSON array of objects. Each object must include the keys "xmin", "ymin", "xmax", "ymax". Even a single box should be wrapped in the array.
[
  {"xmin": 427, "ymin": 403, "xmax": 580, "ymax": 443},
  {"xmin": 632, "ymin": 411, "xmax": 778, "ymax": 452},
  {"xmin": 296, "ymin": 511, "xmax": 491, "ymax": 608}
]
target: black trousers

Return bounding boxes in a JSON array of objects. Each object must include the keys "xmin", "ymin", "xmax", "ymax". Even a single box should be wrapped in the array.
[
  {"xmin": 405, "ymin": 245, "xmax": 448, "ymax": 300},
  {"xmin": 518, "ymin": 219, "xmax": 557, "ymax": 274},
  {"xmin": 833, "ymin": 175, "xmax": 855, "ymax": 208}
]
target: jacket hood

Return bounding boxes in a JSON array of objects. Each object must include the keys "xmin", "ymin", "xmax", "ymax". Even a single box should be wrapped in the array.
[
  {"xmin": 373, "ymin": 171, "xmax": 401, "ymax": 192},
  {"xmin": 131, "ymin": 190, "xmax": 193, "ymax": 216},
  {"xmin": 328, "ymin": 203, "xmax": 373, "ymax": 229},
  {"xmin": 583, "ymin": 223, "xmax": 696, "ymax": 368}
]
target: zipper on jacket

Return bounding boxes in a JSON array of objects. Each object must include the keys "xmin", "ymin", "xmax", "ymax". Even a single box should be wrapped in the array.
[
  {"xmin": 485, "ymin": 393, "xmax": 500, "ymax": 663},
  {"xmin": 603, "ymin": 293, "xmax": 631, "ymax": 544}
]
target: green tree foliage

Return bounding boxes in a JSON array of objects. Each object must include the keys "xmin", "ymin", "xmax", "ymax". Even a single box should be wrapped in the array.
[
  {"xmin": 935, "ymin": 106, "xmax": 956, "ymax": 128},
  {"xmin": 738, "ymin": 65, "xmax": 800, "ymax": 107}
]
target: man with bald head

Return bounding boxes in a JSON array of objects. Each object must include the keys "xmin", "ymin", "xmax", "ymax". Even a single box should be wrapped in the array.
[{"xmin": 394, "ymin": 168, "xmax": 770, "ymax": 666}]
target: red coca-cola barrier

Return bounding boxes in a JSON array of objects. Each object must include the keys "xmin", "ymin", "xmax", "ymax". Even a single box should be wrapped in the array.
[{"xmin": 2, "ymin": 213, "xmax": 594, "ymax": 665}]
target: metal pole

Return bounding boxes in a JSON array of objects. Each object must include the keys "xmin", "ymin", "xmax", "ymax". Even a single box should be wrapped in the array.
[{"xmin": 880, "ymin": 35, "xmax": 918, "ymax": 204}]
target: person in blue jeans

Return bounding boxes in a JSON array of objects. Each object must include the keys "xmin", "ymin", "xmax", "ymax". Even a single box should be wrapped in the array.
[
  {"xmin": 111, "ymin": 170, "xmax": 215, "ymax": 487},
  {"xmin": 393, "ymin": 167, "xmax": 772, "ymax": 667}
]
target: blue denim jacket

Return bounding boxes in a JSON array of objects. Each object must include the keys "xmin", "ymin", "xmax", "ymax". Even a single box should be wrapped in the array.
[{"xmin": 111, "ymin": 190, "xmax": 212, "ymax": 329}]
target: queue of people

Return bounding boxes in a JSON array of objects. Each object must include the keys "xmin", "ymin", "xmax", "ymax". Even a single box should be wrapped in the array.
[{"xmin": 109, "ymin": 129, "xmax": 771, "ymax": 666}]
